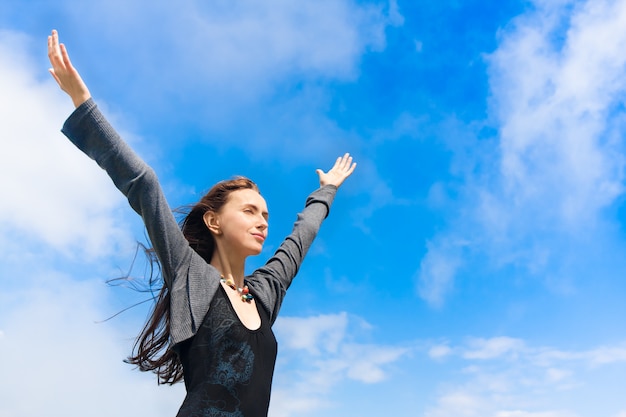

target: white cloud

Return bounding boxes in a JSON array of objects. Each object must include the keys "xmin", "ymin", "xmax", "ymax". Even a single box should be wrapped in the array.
[
  {"xmin": 587, "ymin": 344, "xmax": 626, "ymax": 365},
  {"xmin": 531, "ymin": 343, "xmax": 626, "ymax": 367},
  {"xmin": 271, "ymin": 312, "xmax": 410, "ymax": 416},
  {"xmin": 424, "ymin": 391, "xmax": 486, "ymax": 417},
  {"xmin": 343, "ymin": 343, "xmax": 409, "ymax": 383},
  {"xmin": 0, "ymin": 271, "xmax": 185, "ymax": 417},
  {"xmin": 276, "ymin": 312, "xmax": 348, "ymax": 355},
  {"xmin": 0, "ymin": 28, "xmax": 183, "ymax": 416},
  {"xmin": 545, "ymin": 367, "xmax": 572, "ymax": 383},
  {"xmin": 488, "ymin": 0, "xmax": 626, "ymax": 228},
  {"xmin": 0, "ymin": 29, "xmax": 132, "ymax": 260},
  {"xmin": 429, "ymin": 343, "xmax": 453, "ymax": 359}
]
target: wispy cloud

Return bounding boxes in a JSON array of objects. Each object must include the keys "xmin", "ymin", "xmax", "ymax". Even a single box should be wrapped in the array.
[
  {"xmin": 63, "ymin": 0, "xmax": 397, "ymax": 109},
  {"xmin": 415, "ymin": 0, "xmax": 626, "ymax": 306},
  {"xmin": 423, "ymin": 336, "xmax": 626, "ymax": 417},
  {"xmin": 493, "ymin": 411, "xmax": 579, "ymax": 417},
  {"xmin": 417, "ymin": 236, "xmax": 465, "ymax": 307},
  {"xmin": 487, "ymin": 0, "xmax": 626, "ymax": 229},
  {"xmin": 463, "ymin": 336, "xmax": 526, "ymax": 360}
]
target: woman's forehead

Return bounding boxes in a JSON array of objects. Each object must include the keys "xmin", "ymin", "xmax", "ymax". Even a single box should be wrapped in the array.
[{"xmin": 227, "ymin": 188, "xmax": 268, "ymax": 209}]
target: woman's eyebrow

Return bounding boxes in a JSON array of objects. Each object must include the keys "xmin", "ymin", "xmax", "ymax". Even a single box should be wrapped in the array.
[{"xmin": 243, "ymin": 203, "xmax": 269, "ymax": 219}]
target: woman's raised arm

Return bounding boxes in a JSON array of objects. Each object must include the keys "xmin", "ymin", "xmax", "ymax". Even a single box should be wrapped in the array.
[{"xmin": 47, "ymin": 29, "xmax": 195, "ymax": 291}]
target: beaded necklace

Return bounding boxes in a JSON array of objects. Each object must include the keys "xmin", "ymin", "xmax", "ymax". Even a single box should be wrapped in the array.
[{"xmin": 221, "ymin": 277, "xmax": 254, "ymax": 302}]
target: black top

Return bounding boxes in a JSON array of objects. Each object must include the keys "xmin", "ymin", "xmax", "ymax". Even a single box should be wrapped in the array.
[{"xmin": 176, "ymin": 286, "xmax": 278, "ymax": 417}]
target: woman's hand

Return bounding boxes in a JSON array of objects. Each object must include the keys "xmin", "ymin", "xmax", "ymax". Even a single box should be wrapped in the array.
[
  {"xmin": 316, "ymin": 153, "xmax": 357, "ymax": 188},
  {"xmin": 48, "ymin": 29, "xmax": 91, "ymax": 108}
]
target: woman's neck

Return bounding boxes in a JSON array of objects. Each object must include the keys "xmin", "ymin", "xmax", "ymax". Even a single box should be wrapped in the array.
[{"xmin": 210, "ymin": 249, "xmax": 246, "ymax": 287}]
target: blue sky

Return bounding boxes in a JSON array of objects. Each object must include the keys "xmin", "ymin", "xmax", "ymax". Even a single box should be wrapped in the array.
[{"xmin": 1, "ymin": 0, "xmax": 626, "ymax": 416}]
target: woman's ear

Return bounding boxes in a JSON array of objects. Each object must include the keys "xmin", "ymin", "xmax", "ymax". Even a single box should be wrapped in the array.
[{"xmin": 203, "ymin": 211, "xmax": 222, "ymax": 235}]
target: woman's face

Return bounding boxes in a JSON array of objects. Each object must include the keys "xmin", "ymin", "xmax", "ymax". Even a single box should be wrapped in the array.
[{"xmin": 214, "ymin": 188, "xmax": 269, "ymax": 257}]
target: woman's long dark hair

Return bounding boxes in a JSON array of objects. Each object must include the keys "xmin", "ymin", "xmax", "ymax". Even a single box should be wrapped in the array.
[{"xmin": 125, "ymin": 177, "xmax": 260, "ymax": 385}]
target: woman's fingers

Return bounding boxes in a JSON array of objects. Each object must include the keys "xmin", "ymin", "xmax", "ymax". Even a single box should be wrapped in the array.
[{"xmin": 335, "ymin": 153, "xmax": 355, "ymax": 174}]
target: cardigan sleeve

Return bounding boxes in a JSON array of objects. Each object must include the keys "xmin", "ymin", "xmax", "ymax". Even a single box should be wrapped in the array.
[
  {"xmin": 247, "ymin": 184, "xmax": 337, "ymax": 324},
  {"xmin": 61, "ymin": 99, "xmax": 192, "ymax": 289},
  {"xmin": 61, "ymin": 100, "xmax": 223, "ymax": 343}
]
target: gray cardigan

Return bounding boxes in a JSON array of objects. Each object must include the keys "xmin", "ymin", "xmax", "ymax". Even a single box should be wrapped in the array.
[{"xmin": 62, "ymin": 99, "xmax": 337, "ymax": 345}]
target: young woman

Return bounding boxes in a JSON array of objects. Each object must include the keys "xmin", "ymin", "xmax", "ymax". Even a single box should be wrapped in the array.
[{"xmin": 47, "ymin": 30, "xmax": 356, "ymax": 416}]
